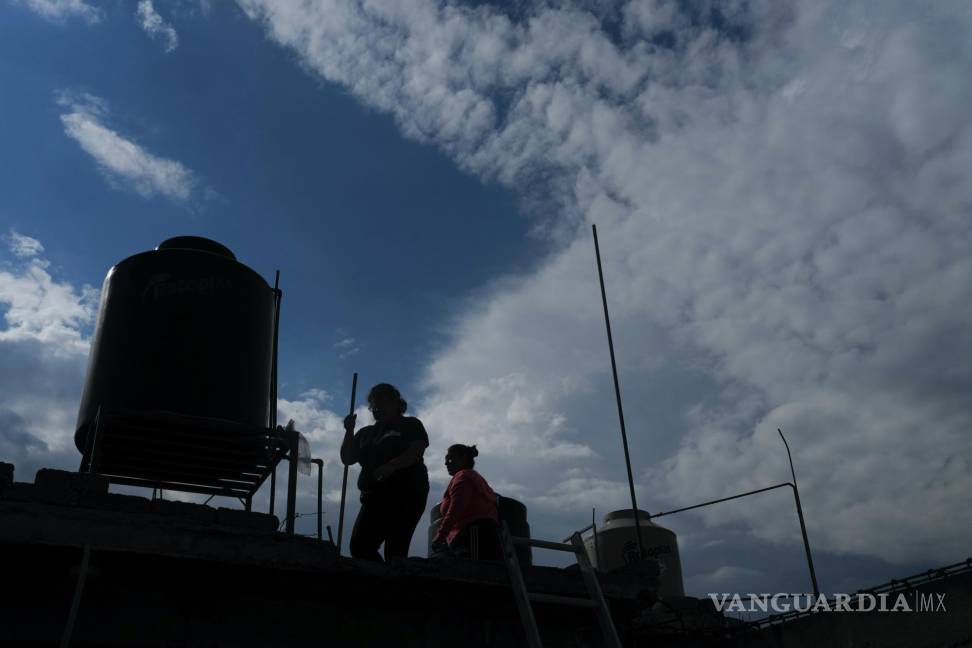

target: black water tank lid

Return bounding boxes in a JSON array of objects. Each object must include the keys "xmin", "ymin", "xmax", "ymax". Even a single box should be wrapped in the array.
[
  {"xmin": 603, "ymin": 509, "xmax": 652, "ymax": 523},
  {"xmin": 157, "ymin": 236, "xmax": 236, "ymax": 260}
]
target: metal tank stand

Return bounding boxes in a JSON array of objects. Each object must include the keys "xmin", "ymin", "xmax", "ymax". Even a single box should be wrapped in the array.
[
  {"xmin": 76, "ymin": 407, "xmax": 289, "ymax": 509},
  {"xmin": 499, "ymin": 521, "xmax": 622, "ymax": 648}
]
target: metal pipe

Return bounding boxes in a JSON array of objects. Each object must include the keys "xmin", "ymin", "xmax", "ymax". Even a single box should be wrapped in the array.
[
  {"xmin": 515, "ymin": 537, "xmax": 578, "ymax": 553},
  {"xmin": 592, "ymin": 224, "xmax": 645, "ymax": 560},
  {"xmin": 564, "ymin": 523, "xmax": 595, "ymax": 542},
  {"xmin": 60, "ymin": 544, "xmax": 91, "ymax": 648},
  {"xmin": 779, "ymin": 429, "xmax": 820, "ymax": 597},
  {"xmin": 648, "ymin": 482, "xmax": 794, "ymax": 519},
  {"xmin": 285, "ymin": 431, "xmax": 298, "ymax": 535},
  {"xmin": 563, "ymin": 522, "xmax": 595, "ymax": 545},
  {"xmin": 313, "ymin": 458, "xmax": 324, "ymax": 541},
  {"xmin": 648, "ymin": 479, "xmax": 819, "ymax": 596},
  {"xmin": 337, "ymin": 372, "xmax": 358, "ymax": 555}
]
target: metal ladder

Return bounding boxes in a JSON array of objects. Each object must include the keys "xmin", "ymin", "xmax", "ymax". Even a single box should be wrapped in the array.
[{"xmin": 499, "ymin": 521, "xmax": 623, "ymax": 648}]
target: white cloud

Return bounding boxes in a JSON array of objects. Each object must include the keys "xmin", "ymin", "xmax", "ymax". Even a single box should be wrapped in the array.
[
  {"xmin": 137, "ymin": 0, "xmax": 179, "ymax": 53},
  {"xmin": 0, "ymin": 255, "xmax": 96, "ymax": 355},
  {"xmin": 698, "ymin": 565, "xmax": 765, "ymax": 586},
  {"xmin": 5, "ymin": 230, "xmax": 44, "ymax": 258},
  {"xmin": 685, "ymin": 564, "xmax": 768, "ymax": 600},
  {"xmin": 15, "ymin": 0, "xmax": 99, "ymax": 23},
  {"xmin": 241, "ymin": 0, "xmax": 972, "ymax": 572},
  {"xmin": 57, "ymin": 92, "xmax": 197, "ymax": 201},
  {"xmin": 277, "ymin": 393, "xmax": 349, "ymax": 467},
  {"xmin": 333, "ymin": 336, "xmax": 360, "ymax": 358},
  {"xmin": 298, "ymin": 387, "xmax": 331, "ymax": 403},
  {"xmin": 0, "ymin": 238, "xmax": 94, "ymax": 472}
]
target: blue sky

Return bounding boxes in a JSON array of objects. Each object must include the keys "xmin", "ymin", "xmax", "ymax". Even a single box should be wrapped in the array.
[
  {"xmin": 1, "ymin": 0, "xmax": 545, "ymax": 395},
  {"xmin": 2, "ymin": 0, "xmax": 971, "ymax": 602}
]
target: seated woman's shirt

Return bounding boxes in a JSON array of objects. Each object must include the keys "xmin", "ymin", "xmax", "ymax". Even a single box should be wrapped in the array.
[{"xmin": 435, "ymin": 468, "xmax": 498, "ymax": 545}]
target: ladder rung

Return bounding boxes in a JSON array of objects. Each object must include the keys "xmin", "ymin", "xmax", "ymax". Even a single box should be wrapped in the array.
[
  {"xmin": 512, "ymin": 537, "xmax": 580, "ymax": 553},
  {"xmin": 528, "ymin": 592, "xmax": 598, "ymax": 608}
]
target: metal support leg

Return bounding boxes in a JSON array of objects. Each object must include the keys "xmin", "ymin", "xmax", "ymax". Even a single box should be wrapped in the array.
[
  {"xmin": 269, "ymin": 463, "xmax": 276, "ymax": 516},
  {"xmin": 60, "ymin": 545, "xmax": 91, "ymax": 648},
  {"xmin": 79, "ymin": 407, "xmax": 103, "ymax": 474},
  {"xmin": 313, "ymin": 459, "xmax": 324, "ymax": 541},
  {"xmin": 285, "ymin": 431, "xmax": 298, "ymax": 535}
]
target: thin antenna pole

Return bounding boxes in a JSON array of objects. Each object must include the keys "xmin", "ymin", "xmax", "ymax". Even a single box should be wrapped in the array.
[
  {"xmin": 269, "ymin": 270, "xmax": 281, "ymax": 516},
  {"xmin": 337, "ymin": 372, "xmax": 358, "ymax": 555},
  {"xmin": 779, "ymin": 428, "xmax": 820, "ymax": 597},
  {"xmin": 592, "ymin": 224, "xmax": 644, "ymax": 560},
  {"xmin": 271, "ymin": 271, "xmax": 281, "ymax": 429}
]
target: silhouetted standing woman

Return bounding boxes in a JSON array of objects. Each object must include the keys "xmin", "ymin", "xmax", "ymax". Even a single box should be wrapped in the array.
[{"xmin": 341, "ymin": 383, "xmax": 429, "ymax": 561}]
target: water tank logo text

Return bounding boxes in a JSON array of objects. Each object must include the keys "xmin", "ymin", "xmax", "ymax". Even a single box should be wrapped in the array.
[
  {"xmin": 622, "ymin": 540, "xmax": 671, "ymax": 566},
  {"xmin": 144, "ymin": 274, "xmax": 233, "ymax": 300},
  {"xmin": 707, "ymin": 592, "xmax": 947, "ymax": 614}
]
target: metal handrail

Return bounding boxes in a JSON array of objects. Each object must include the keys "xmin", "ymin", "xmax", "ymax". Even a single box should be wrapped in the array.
[
  {"xmin": 514, "ymin": 536, "xmax": 581, "ymax": 553},
  {"xmin": 753, "ymin": 557, "xmax": 972, "ymax": 628},
  {"xmin": 648, "ymin": 481, "xmax": 818, "ymax": 597},
  {"xmin": 564, "ymin": 509, "xmax": 601, "ymax": 569}
]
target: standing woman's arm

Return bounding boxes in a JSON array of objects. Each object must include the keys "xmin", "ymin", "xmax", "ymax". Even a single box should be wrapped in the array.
[
  {"xmin": 374, "ymin": 418, "xmax": 429, "ymax": 480},
  {"xmin": 340, "ymin": 414, "xmax": 359, "ymax": 465},
  {"xmin": 374, "ymin": 440, "xmax": 425, "ymax": 481}
]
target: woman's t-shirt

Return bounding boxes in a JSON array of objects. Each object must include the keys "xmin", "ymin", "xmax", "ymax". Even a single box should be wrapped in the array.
[
  {"xmin": 435, "ymin": 468, "xmax": 498, "ymax": 545},
  {"xmin": 354, "ymin": 416, "xmax": 429, "ymax": 495}
]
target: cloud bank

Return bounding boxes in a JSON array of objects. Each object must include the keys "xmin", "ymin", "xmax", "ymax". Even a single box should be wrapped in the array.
[
  {"xmin": 0, "ymin": 234, "xmax": 95, "ymax": 477},
  {"xmin": 14, "ymin": 0, "xmax": 99, "ymax": 23},
  {"xmin": 240, "ymin": 0, "xmax": 972, "ymax": 571},
  {"xmin": 137, "ymin": 0, "xmax": 179, "ymax": 53},
  {"xmin": 57, "ymin": 92, "xmax": 197, "ymax": 201},
  {"xmin": 4, "ymin": 231, "xmax": 44, "ymax": 259}
]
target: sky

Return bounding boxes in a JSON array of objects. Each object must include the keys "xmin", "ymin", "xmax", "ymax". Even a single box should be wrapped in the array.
[{"xmin": 1, "ymin": 0, "xmax": 971, "ymax": 600}]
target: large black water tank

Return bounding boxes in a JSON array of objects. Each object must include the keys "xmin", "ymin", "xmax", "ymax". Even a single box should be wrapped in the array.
[{"xmin": 74, "ymin": 237, "xmax": 275, "ymax": 451}]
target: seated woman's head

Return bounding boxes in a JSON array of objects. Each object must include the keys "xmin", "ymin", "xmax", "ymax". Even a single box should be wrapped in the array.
[
  {"xmin": 445, "ymin": 443, "xmax": 478, "ymax": 476},
  {"xmin": 367, "ymin": 383, "xmax": 407, "ymax": 423}
]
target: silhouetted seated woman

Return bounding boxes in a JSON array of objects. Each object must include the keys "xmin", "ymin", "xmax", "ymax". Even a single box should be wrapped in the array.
[
  {"xmin": 433, "ymin": 444, "xmax": 501, "ymax": 560},
  {"xmin": 341, "ymin": 383, "xmax": 430, "ymax": 562}
]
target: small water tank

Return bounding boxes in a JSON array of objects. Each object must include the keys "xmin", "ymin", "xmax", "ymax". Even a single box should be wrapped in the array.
[
  {"xmin": 74, "ymin": 236, "xmax": 276, "ymax": 451},
  {"xmin": 428, "ymin": 495, "xmax": 532, "ymax": 565},
  {"xmin": 584, "ymin": 509, "xmax": 684, "ymax": 597}
]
